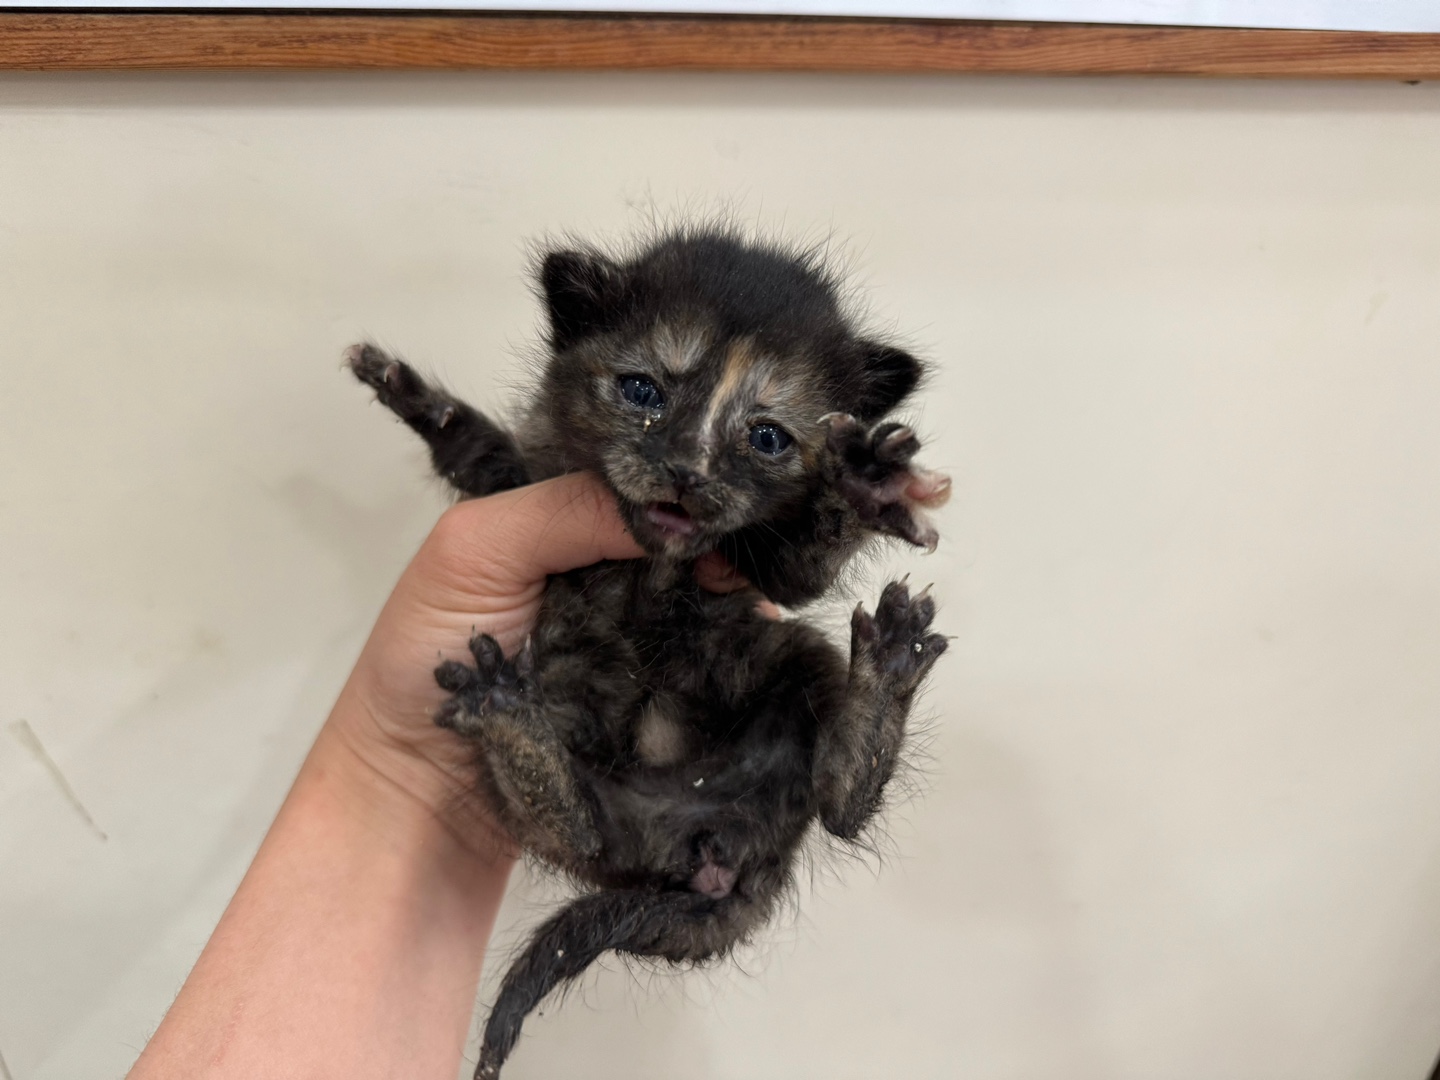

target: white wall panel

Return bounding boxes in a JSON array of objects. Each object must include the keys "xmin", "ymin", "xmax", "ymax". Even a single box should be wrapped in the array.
[{"xmin": 1, "ymin": 73, "xmax": 1438, "ymax": 1080}]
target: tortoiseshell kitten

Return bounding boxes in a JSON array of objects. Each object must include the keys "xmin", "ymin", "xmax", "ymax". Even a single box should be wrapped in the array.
[{"xmin": 347, "ymin": 228, "xmax": 950, "ymax": 1078}]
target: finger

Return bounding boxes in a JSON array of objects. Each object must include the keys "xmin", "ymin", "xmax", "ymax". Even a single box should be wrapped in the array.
[
  {"xmin": 438, "ymin": 473, "xmax": 644, "ymax": 587},
  {"xmin": 693, "ymin": 553, "xmax": 780, "ymax": 620},
  {"xmin": 693, "ymin": 551, "xmax": 753, "ymax": 594}
]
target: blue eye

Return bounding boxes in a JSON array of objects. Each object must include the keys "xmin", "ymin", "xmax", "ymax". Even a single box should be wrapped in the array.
[
  {"xmin": 619, "ymin": 375, "xmax": 665, "ymax": 410},
  {"xmin": 748, "ymin": 424, "xmax": 792, "ymax": 456}
]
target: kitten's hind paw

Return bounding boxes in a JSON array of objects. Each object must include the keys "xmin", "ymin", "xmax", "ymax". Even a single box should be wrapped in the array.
[
  {"xmin": 852, "ymin": 580, "xmax": 948, "ymax": 696},
  {"xmin": 434, "ymin": 634, "xmax": 536, "ymax": 734},
  {"xmin": 822, "ymin": 413, "xmax": 950, "ymax": 552}
]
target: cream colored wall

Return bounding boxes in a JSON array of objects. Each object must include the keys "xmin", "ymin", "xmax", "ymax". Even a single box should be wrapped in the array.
[{"xmin": 1, "ymin": 71, "xmax": 1438, "ymax": 1080}]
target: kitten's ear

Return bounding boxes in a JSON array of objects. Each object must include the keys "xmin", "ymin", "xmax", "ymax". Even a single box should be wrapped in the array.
[
  {"xmin": 541, "ymin": 250, "xmax": 630, "ymax": 350},
  {"xmin": 849, "ymin": 341, "xmax": 923, "ymax": 420}
]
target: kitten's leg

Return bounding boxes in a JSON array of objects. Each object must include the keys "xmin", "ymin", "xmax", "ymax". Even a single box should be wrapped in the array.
[
  {"xmin": 435, "ymin": 634, "xmax": 601, "ymax": 861},
  {"xmin": 814, "ymin": 580, "xmax": 947, "ymax": 841},
  {"xmin": 346, "ymin": 342, "xmax": 529, "ymax": 497}
]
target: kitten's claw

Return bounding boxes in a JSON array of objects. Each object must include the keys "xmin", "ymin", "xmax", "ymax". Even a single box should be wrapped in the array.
[
  {"xmin": 874, "ymin": 423, "xmax": 920, "ymax": 465},
  {"xmin": 515, "ymin": 635, "xmax": 536, "ymax": 679}
]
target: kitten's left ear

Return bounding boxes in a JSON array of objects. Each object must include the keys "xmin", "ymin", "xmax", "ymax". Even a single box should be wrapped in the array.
[
  {"xmin": 849, "ymin": 341, "xmax": 924, "ymax": 420},
  {"xmin": 541, "ymin": 249, "xmax": 631, "ymax": 350}
]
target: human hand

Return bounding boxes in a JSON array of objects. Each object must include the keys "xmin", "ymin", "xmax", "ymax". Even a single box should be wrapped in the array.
[{"xmin": 127, "ymin": 472, "xmax": 776, "ymax": 1080}]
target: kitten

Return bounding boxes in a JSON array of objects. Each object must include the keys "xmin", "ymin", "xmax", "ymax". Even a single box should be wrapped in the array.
[{"xmin": 348, "ymin": 227, "xmax": 949, "ymax": 1078}]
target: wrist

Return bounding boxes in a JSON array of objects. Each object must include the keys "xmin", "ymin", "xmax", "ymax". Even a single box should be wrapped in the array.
[{"xmin": 130, "ymin": 686, "xmax": 514, "ymax": 1080}]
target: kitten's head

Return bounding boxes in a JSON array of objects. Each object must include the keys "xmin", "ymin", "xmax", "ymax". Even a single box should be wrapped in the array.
[{"xmin": 535, "ymin": 229, "xmax": 922, "ymax": 558}]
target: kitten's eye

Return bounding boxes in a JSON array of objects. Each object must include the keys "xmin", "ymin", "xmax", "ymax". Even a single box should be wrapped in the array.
[
  {"xmin": 748, "ymin": 424, "xmax": 793, "ymax": 456},
  {"xmin": 618, "ymin": 374, "xmax": 665, "ymax": 410}
]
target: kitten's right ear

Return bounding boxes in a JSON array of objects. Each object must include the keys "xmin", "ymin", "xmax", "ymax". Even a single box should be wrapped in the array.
[
  {"xmin": 848, "ymin": 341, "xmax": 923, "ymax": 421},
  {"xmin": 541, "ymin": 250, "xmax": 630, "ymax": 350}
]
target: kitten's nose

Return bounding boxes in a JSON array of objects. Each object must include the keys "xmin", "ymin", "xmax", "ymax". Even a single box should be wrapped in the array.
[{"xmin": 666, "ymin": 464, "xmax": 707, "ymax": 495}]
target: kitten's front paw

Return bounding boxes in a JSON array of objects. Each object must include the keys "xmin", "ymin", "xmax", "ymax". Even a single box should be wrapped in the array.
[
  {"xmin": 823, "ymin": 413, "xmax": 950, "ymax": 552},
  {"xmin": 346, "ymin": 342, "xmax": 459, "ymax": 429},
  {"xmin": 851, "ymin": 580, "xmax": 947, "ymax": 698},
  {"xmin": 434, "ymin": 634, "xmax": 535, "ymax": 734}
]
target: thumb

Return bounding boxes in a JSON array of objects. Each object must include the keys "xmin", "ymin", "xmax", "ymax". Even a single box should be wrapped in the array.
[{"xmin": 432, "ymin": 472, "xmax": 644, "ymax": 591}]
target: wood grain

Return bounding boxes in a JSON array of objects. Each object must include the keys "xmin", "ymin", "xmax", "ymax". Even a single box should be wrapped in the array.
[{"xmin": 1, "ymin": 13, "xmax": 1438, "ymax": 78}]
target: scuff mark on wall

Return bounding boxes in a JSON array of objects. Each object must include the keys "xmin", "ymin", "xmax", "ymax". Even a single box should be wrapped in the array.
[
  {"xmin": 0, "ymin": 1041, "xmax": 15, "ymax": 1080},
  {"xmin": 8, "ymin": 719, "xmax": 108, "ymax": 842}
]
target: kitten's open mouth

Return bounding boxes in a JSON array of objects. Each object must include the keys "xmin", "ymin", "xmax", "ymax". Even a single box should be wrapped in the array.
[{"xmin": 645, "ymin": 501, "xmax": 697, "ymax": 538}]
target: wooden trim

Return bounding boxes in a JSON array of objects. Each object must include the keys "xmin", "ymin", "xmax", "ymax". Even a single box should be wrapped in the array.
[{"xmin": 1, "ymin": 12, "xmax": 1438, "ymax": 77}]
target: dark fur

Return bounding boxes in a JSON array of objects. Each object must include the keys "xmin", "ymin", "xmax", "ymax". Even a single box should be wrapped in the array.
[{"xmin": 347, "ymin": 228, "xmax": 948, "ymax": 1078}]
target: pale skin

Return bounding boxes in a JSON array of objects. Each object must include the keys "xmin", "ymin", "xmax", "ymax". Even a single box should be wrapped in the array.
[{"xmin": 127, "ymin": 472, "xmax": 767, "ymax": 1080}]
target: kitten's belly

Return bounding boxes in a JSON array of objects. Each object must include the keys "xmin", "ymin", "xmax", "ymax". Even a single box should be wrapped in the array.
[{"xmin": 537, "ymin": 559, "xmax": 836, "ymax": 896}]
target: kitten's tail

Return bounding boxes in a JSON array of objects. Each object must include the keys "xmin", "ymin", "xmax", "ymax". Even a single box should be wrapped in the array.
[{"xmin": 475, "ymin": 889, "xmax": 721, "ymax": 1078}]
